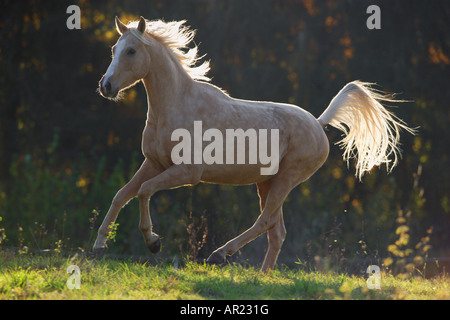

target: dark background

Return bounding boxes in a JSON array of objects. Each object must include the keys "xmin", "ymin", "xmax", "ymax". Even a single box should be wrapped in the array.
[{"xmin": 0, "ymin": 0, "xmax": 448, "ymax": 274}]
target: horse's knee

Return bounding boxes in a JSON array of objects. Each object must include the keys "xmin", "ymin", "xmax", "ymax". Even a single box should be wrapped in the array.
[
  {"xmin": 137, "ymin": 188, "xmax": 147, "ymax": 201},
  {"xmin": 137, "ymin": 182, "xmax": 154, "ymax": 201},
  {"xmin": 111, "ymin": 193, "xmax": 128, "ymax": 209}
]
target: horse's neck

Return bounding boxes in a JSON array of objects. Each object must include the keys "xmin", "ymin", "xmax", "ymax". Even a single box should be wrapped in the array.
[{"xmin": 142, "ymin": 44, "xmax": 192, "ymax": 121}]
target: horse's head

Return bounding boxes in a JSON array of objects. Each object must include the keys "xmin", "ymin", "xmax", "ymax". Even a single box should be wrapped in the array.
[{"xmin": 99, "ymin": 16, "xmax": 150, "ymax": 100}]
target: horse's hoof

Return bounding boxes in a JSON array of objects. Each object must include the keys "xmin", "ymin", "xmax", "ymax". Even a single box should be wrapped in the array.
[
  {"xmin": 206, "ymin": 251, "xmax": 226, "ymax": 265},
  {"xmin": 92, "ymin": 247, "xmax": 107, "ymax": 259},
  {"xmin": 148, "ymin": 238, "xmax": 161, "ymax": 254}
]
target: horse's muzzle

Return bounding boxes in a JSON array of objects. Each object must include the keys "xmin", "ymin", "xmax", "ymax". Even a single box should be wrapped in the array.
[{"xmin": 99, "ymin": 76, "xmax": 118, "ymax": 99}]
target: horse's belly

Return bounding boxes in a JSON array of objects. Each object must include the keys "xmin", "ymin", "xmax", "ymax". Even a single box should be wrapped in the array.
[{"xmin": 200, "ymin": 164, "xmax": 271, "ymax": 185}]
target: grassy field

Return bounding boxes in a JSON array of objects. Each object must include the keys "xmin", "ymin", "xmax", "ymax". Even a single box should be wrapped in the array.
[{"xmin": 0, "ymin": 251, "xmax": 448, "ymax": 300}]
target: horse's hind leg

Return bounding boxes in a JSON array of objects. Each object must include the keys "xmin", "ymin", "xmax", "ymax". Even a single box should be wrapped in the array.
[
  {"xmin": 93, "ymin": 159, "xmax": 160, "ymax": 256},
  {"xmin": 262, "ymin": 212, "xmax": 286, "ymax": 272},
  {"xmin": 256, "ymin": 180, "xmax": 287, "ymax": 271},
  {"xmin": 207, "ymin": 174, "xmax": 294, "ymax": 269}
]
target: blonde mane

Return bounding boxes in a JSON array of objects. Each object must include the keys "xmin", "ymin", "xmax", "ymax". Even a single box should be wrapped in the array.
[{"xmin": 127, "ymin": 19, "xmax": 210, "ymax": 82}]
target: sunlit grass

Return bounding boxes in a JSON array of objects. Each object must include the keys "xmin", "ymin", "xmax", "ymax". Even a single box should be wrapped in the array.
[{"xmin": 0, "ymin": 252, "xmax": 448, "ymax": 300}]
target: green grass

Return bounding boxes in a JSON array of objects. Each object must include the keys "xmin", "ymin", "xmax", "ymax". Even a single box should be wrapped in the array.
[{"xmin": 0, "ymin": 251, "xmax": 448, "ymax": 300}]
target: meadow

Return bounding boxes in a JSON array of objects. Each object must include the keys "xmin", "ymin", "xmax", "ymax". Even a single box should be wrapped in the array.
[{"xmin": 0, "ymin": 251, "xmax": 448, "ymax": 300}]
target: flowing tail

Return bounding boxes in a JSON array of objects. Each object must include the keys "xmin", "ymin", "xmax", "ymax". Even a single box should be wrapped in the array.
[{"xmin": 318, "ymin": 81, "xmax": 416, "ymax": 180}]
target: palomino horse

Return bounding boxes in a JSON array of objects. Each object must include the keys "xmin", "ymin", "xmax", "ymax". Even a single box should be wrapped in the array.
[{"xmin": 95, "ymin": 17, "xmax": 414, "ymax": 271}]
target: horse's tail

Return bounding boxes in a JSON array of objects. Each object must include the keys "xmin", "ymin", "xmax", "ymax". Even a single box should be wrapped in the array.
[{"xmin": 318, "ymin": 81, "xmax": 416, "ymax": 180}]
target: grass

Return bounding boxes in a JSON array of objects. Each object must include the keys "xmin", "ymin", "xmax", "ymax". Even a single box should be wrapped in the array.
[{"xmin": 0, "ymin": 251, "xmax": 448, "ymax": 300}]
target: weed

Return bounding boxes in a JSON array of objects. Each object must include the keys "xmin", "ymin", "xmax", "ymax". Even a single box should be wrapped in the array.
[
  {"xmin": 106, "ymin": 222, "xmax": 119, "ymax": 243},
  {"xmin": 53, "ymin": 240, "xmax": 63, "ymax": 255},
  {"xmin": 383, "ymin": 210, "xmax": 433, "ymax": 278},
  {"xmin": 0, "ymin": 216, "xmax": 6, "ymax": 250},
  {"xmin": 86, "ymin": 209, "xmax": 100, "ymax": 250},
  {"xmin": 185, "ymin": 211, "xmax": 208, "ymax": 261}
]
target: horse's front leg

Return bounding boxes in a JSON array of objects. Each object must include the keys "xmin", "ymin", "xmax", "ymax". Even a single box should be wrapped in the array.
[
  {"xmin": 93, "ymin": 160, "xmax": 160, "ymax": 257},
  {"xmin": 137, "ymin": 164, "xmax": 202, "ymax": 253}
]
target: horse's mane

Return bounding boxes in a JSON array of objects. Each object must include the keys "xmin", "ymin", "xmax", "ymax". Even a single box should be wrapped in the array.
[{"xmin": 127, "ymin": 19, "xmax": 210, "ymax": 82}]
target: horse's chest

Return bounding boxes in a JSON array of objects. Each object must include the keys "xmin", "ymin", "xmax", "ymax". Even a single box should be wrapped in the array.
[{"xmin": 141, "ymin": 124, "xmax": 172, "ymax": 169}]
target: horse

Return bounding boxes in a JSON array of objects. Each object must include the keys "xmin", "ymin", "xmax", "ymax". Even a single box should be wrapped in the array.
[{"xmin": 94, "ymin": 16, "xmax": 415, "ymax": 271}]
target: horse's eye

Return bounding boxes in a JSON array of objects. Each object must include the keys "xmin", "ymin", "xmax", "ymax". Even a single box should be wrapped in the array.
[{"xmin": 127, "ymin": 48, "xmax": 136, "ymax": 55}]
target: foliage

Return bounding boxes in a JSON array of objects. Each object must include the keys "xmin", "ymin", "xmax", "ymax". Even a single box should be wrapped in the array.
[
  {"xmin": 185, "ymin": 211, "xmax": 208, "ymax": 261},
  {"xmin": 383, "ymin": 210, "xmax": 433, "ymax": 279},
  {"xmin": 0, "ymin": 0, "xmax": 449, "ymax": 274},
  {"xmin": 0, "ymin": 152, "xmax": 142, "ymax": 253}
]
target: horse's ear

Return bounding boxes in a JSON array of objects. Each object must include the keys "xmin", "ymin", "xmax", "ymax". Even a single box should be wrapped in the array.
[
  {"xmin": 137, "ymin": 16, "xmax": 146, "ymax": 34},
  {"xmin": 115, "ymin": 16, "xmax": 128, "ymax": 35}
]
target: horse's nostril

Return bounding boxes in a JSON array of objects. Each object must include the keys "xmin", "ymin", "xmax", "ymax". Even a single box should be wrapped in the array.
[
  {"xmin": 105, "ymin": 81, "xmax": 112, "ymax": 94},
  {"xmin": 99, "ymin": 78, "xmax": 117, "ymax": 98}
]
